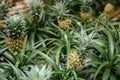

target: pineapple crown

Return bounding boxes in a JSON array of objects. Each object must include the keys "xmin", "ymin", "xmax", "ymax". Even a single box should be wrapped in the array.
[
  {"xmin": 79, "ymin": 0, "xmax": 93, "ymax": 13},
  {"xmin": 50, "ymin": 1, "xmax": 70, "ymax": 19},
  {"xmin": 3, "ymin": 15, "xmax": 26, "ymax": 39},
  {"xmin": 28, "ymin": 0, "xmax": 45, "ymax": 21},
  {"xmin": 24, "ymin": 65, "xmax": 52, "ymax": 80},
  {"xmin": 0, "ymin": 0, "xmax": 10, "ymax": 19}
]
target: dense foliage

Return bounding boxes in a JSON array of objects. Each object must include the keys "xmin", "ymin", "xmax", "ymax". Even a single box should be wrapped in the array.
[{"xmin": 0, "ymin": 0, "xmax": 120, "ymax": 80}]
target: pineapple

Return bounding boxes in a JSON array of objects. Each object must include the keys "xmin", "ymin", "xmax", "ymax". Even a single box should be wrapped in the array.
[
  {"xmin": 80, "ymin": 12, "xmax": 92, "ymax": 21},
  {"xmin": 58, "ymin": 17, "xmax": 72, "ymax": 29},
  {"xmin": 103, "ymin": 3, "xmax": 114, "ymax": 15},
  {"xmin": 68, "ymin": 49, "xmax": 86, "ymax": 69},
  {"xmin": 7, "ymin": 0, "xmax": 29, "ymax": 17},
  {"xmin": 28, "ymin": 0, "xmax": 45, "ymax": 23},
  {"xmin": 0, "ymin": 21, "xmax": 4, "ymax": 30},
  {"xmin": 3, "ymin": 15, "xmax": 25, "ymax": 55}
]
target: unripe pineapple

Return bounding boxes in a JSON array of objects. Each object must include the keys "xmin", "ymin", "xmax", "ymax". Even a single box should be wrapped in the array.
[
  {"xmin": 80, "ymin": 12, "xmax": 92, "ymax": 21},
  {"xmin": 3, "ymin": 15, "xmax": 25, "ymax": 55},
  {"xmin": 103, "ymin": 3, "xmax": 114, "ymax": 15},
  {"xmin": 58, "ymin": 17, "xmax": 72, "ymax": 29},
  {"xmin": 68, "ymin": 49, "xmax": 86, "ymax": 69},
  {"xmin": 28, "ymin": 0, "xmax": 45, "ymax": 23}
]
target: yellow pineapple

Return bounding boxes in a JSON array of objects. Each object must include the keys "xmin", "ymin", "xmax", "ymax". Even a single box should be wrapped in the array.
[
  {"xmin": 6, "ymin": 36, "xmax": 24, "ymax": 55},
  {"xmin": 0, "ymin": 21, "xmax": 4, "ymax": 30},
  {"xmin": 103, "ymin": 3, "xmax": 114, "ymax": 14},
  {"xmin": 80, "ymin": 12, "xmax": 92, "ymax": 21},
  {"xmin": 43, "ymin": 2, "xmax": 49, "ymax": 8},
  {"xmin": 58, "ymin": 17, "xmax": 72, "ymax": 29},
  {"xmin": 28, "ymin": 0, "xmax": 45, "ymax": 23},
  {"xmin": 68, "ymin": 49, "xmax": 86, "ymax": 69},
  {"xmin": 4, "ymin": 15, "xmax": 25, "ymax": 55}
]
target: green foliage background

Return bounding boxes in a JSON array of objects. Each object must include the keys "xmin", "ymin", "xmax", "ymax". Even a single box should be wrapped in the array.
[{"xmin": 0, "ymin": 0, "xmax": 120, "ymax": 80}]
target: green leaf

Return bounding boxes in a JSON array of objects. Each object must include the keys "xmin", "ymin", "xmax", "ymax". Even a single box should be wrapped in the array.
[
  {"xmin": 3, "ymin": 52, "xmax": 15, "ymax": 64},
  {"xmin": 55, "ymin": 46, "xmax": 63, "ymax": 65},
  {"xmin": 31, "ymin": 49, "xmax": 59, "ymax": 70},
  {"xmin": 92, "ymin": 43, "xmax": 108, "ymax": 60},
  {"xmin": 0, "ymin": 68, "xmax": 12, "ymax": 78},
  {"xmin": 102, "ymin": 68, "xmax": 110, "ymax": 80},
  {"xmin": 106, "ymin": 31, "xmax": 114, "ymax": 61},
  {"xmin": 63, "ymin": 31, "xmax": 70, "ymax": 69},
  {"xmin": 7, "ymin": 60, "xmax": 22, "ymax": 80},
  {"xmin": 0, "ymin": 47, "xmax": 8, "ymax": 54},
  {"xmin": 72, "ymin": 70, "xmax": 78, "ymax": 80},
  {"xmin": 94, "ymin": 61, "xmax": 109, "ymax": 80},
  {"xmin": 110, "ymin": 73, "xmax": 117, "ymax": 80}
]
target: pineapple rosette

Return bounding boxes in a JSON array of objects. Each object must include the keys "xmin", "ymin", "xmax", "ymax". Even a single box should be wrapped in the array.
[
  {"xmin": 3, "ymin": 15, "xmax": 26, "ymax": 55},
  {"xmin": 28, "ymin": 0, "xmax": 45, "ymax": 23},
  {"xmin": 0, "ymin": 0, "xmax": 10, "ymax": 30}
]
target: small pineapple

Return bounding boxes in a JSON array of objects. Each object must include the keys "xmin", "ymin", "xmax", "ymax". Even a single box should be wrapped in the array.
[
  {"xmin": 28, "ymin": 0, "xmax": 45, "ymax": 23},
  {"xmin": 0, "ymin": 0, "xmax": 9, "ymax": 30},
  {"xmin": 118, "ymin": 24, "xmax": 120, "ymax": 31},
  {"xmin": 3, "ymin": 15, "xmax": 25, "ymax": 55},
  {"xmin": 68, "ymin": 49, "xmax": 86, "ymax": 69},
  {"xmin": 0, "ymin": 21, "xmax": 4, "ymax": 30},
  {"xmin": 0, "ymin": 0, "xmax": 10, "ymax": 19},
  {"xmin": 103, "ymin": 3, "xmax": 114, "ymax": 15},
  {"xmin": 80, "ymin": 12, "xmax": 92, "ymax": 21},
  {"xmin": 58, "ymin": 17, "xmax": 72, "ymax": 29},
  {"xmin": 43, "ymin": 2, "xmax": 49, "ymax": 8}
]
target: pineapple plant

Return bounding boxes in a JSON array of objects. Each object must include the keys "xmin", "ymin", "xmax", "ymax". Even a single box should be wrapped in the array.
[
  {"xmin": 0, "ymin": 0, "xmax": 10, "ymax": 19},
  {"xmin": 24, "ymin": 65, "xmax": 52, "ymax": 80},
  {"xmin": 3, "ymin": 15, "xmax": 25, "ymax": 55},
  {"xmin": 50, "ymin": 1, "xmax": 72, "ymax": 29},
  {"xmin": 79, "ymin": 0, "xmax": 93, "ymax": 22},
  {"xmin": 28, "ymin": 0, "xmax": 45, "ymax": 23},
  {"xmin": 0, "ymin": 21, "xmax": 4, "ymax": 30},
  {"xmin": 0, "ymin": 0, "xmax": 9, "ymax": 29},
  {"xmin": 68, "ymin": 49, "xmax": 86, "ymax": 69}
]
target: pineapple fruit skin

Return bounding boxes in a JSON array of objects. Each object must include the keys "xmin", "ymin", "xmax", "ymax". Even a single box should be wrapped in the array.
[
  {"xmin": 104, "ymin": 3, "xmax": 114, "ymax": 15},
  {"xmin": 68, "ymin": 50, "xmax": 86, "ymax": 69},
  {"xmin": 58, "ymin": 17, "xmax": 72, "ymax": 29},
  {"xmin": 80, "ymin": 12, "xmax": 92, "ymax": 21},
  {"xmin": 6, "ymin": 36, "xmax": 24, "ymax": 55}
]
